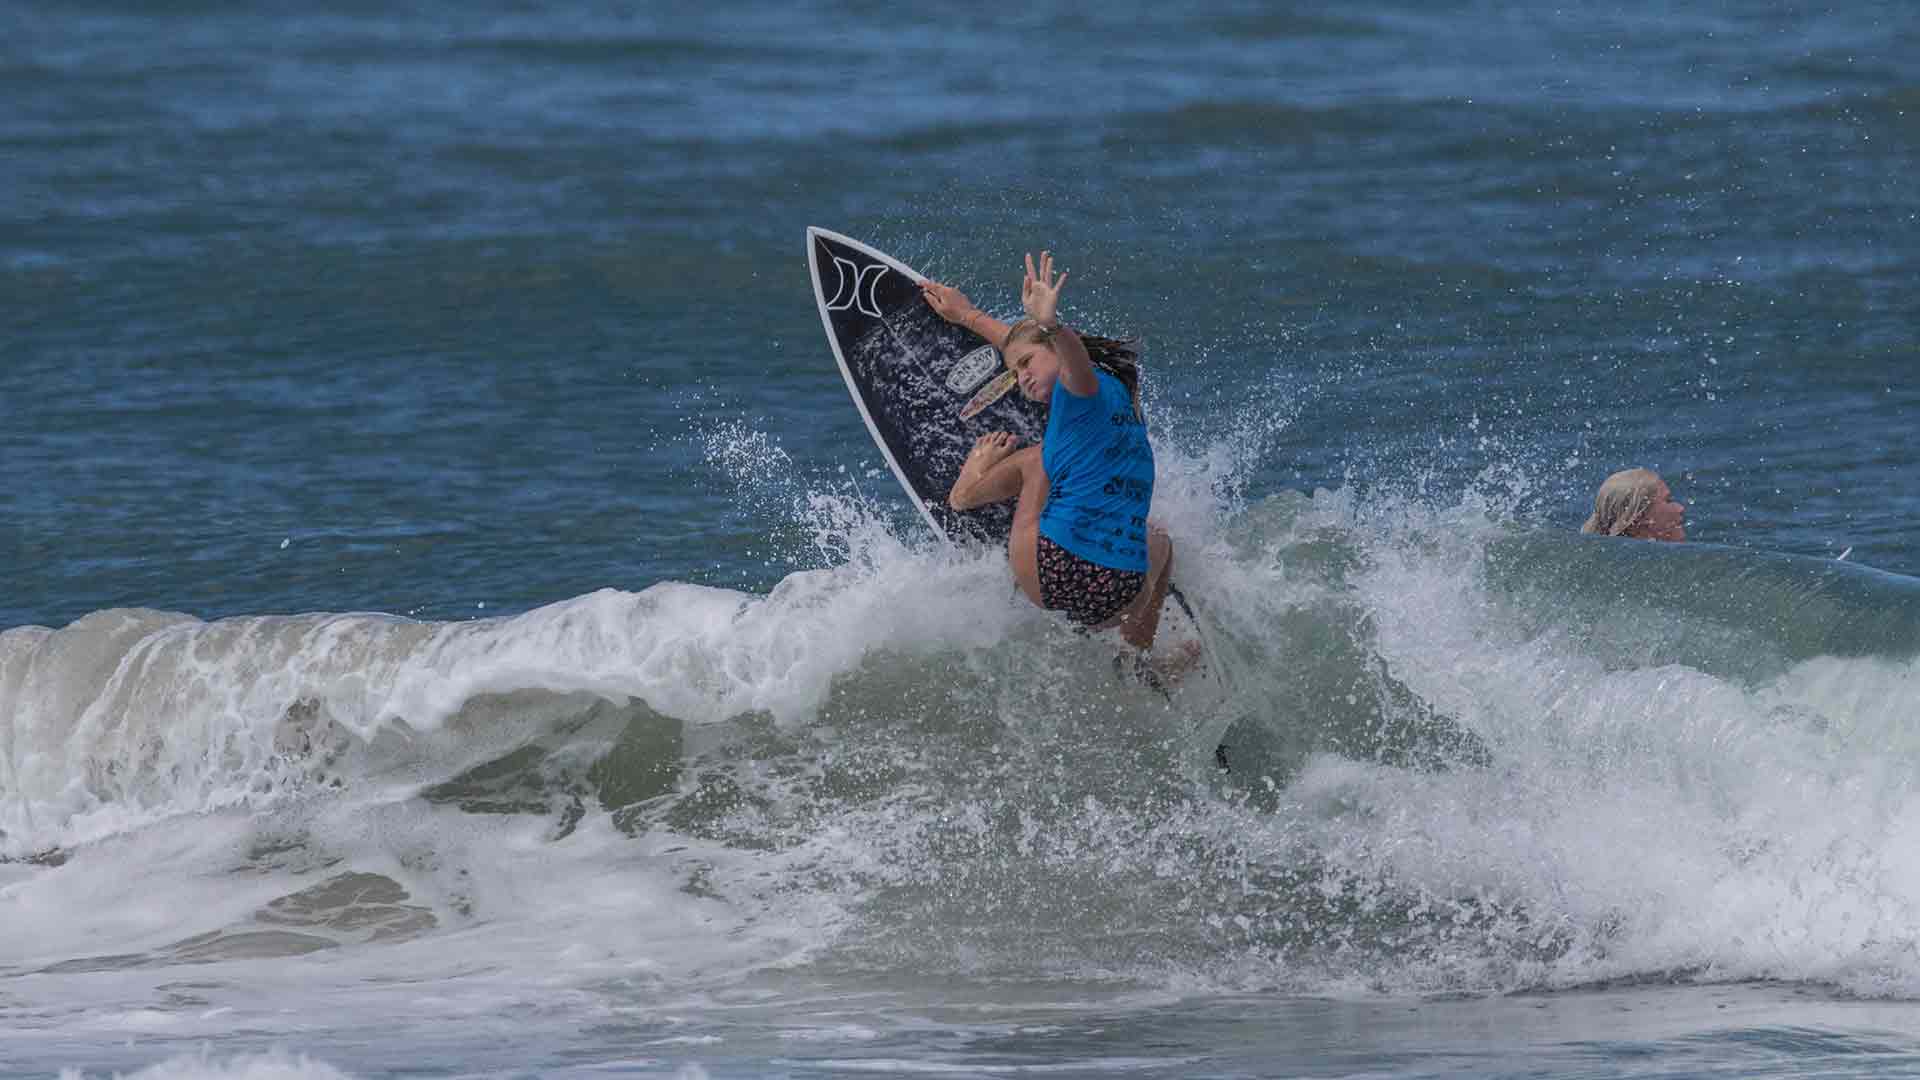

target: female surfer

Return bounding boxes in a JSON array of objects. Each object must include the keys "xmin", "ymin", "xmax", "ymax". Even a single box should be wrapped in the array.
[{"xmin": 919, "ymin": 252, "xmax": 1178, "ymax": 654}]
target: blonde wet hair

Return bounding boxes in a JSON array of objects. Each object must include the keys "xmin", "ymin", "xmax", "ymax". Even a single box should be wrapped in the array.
[{"xmin": 1581, "ymin": 468, "xmax": 1663, "ymax": 536}]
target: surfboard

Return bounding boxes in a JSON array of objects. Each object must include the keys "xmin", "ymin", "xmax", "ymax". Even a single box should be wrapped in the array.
[
  {"xmin": 805, "ymin": 227, "xmax": 1046, "ymax": 544},
  {"xmin": 806, "ymin": 227, "xmax": 1231, "ymax": 719}
]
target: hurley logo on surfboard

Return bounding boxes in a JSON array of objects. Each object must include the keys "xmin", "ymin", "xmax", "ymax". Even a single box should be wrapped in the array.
[{"xmin": 823, "ymin": 256, "xmax": 888, "ymax": 318}]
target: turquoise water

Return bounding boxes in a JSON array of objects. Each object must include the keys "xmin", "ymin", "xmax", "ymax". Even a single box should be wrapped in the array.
[{"xmin": 5, "ymin": 4, "xmax": 1920, "ymax": 1077}]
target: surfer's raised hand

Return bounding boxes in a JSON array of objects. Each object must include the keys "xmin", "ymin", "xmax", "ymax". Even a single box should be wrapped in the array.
[
  {"xmin": 1015, "ymin": 250, "xmax": 1096, "ymax": 398},
  {"xmin": 1021, "ymin": 250, "xmax": 1067, "ymax": 327}
]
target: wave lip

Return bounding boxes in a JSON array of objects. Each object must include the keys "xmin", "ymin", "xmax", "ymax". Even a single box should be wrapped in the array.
[
  {"xmin": 1485, "ymin": 531, "xmax": 1920, "ymax": 675},
  {"xmin": 0, "ymin": 547, "xmax": 1030, "ymax": 855}
]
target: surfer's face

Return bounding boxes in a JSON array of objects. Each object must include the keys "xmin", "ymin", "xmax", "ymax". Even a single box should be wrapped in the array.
[
  {"xmin": 1639, "ymin": 480, "xmax": 1687, "ymax": 542},
  {"xmin": 1005, "ymin": 342, "xmax": 1059, "ymax": 402}
]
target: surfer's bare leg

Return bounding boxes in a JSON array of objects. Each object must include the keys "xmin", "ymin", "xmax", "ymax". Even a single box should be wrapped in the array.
[
  {"xmin": 1112, "ymin": 525, "xmax": 1174, "ymax": 650},
  {"xmin": 1006, "ymin": 455, "xmax": 1050, "ymax": 609},
  {"xmin": 947, "ymin": 433, "xmax": 1048, "ymax": 607}
]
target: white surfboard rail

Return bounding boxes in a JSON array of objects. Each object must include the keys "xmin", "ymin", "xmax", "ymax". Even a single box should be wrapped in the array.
[{"xmin": 805, "ymin": 225, "xmax": 951, "ymax": 541}]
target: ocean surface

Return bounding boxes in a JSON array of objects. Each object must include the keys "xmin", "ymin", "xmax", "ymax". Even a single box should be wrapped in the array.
[{"xmin": 5, "ymin": 3, "xmax": 1920, "ymax": 1077}]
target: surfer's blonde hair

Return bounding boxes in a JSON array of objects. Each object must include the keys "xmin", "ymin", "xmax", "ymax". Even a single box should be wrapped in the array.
[
  {"xmin": 1002, "ymin": 318, "xmax": 1144, "ymax": 417},
  {"xmin": 1582, "ymin": 468, "xmax": 1663, "ymax": 537}
]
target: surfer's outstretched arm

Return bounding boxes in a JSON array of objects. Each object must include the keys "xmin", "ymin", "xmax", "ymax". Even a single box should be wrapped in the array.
[
  {"xmin": 920, "ymin": 280, "xmax": 1013, "ymax": 345},
  {"xmin": 1020, "ymin": 251, "xmax": 1097, "ymax": 398}
]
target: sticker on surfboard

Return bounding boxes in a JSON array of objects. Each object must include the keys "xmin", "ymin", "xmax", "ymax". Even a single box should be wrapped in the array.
[
  {"xmin": 944, "ymin": 344, "xmax": 1001, "ymax": 394},
  {"xmin": 959, "ymin": 371, "xmax": 1017, "ymax": 420}
]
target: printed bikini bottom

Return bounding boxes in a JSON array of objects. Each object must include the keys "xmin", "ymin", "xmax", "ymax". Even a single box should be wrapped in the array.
[{"xmin": 1035, "ymin": 535, "xmax": 1146, "ymax": 626}]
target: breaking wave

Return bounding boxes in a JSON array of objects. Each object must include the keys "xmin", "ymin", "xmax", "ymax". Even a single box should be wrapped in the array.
[{"xmin": 6, "ymin": 433, "xmax": 1920, "ymax": 1000}]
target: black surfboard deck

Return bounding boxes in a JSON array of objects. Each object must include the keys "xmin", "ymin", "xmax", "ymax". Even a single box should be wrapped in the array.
[{"xmin": 805, "ymin": 226, "xmax": 1046, "ymax": 543}]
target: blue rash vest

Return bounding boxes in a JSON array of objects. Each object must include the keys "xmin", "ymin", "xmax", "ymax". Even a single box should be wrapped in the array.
[{"xmin": 1038, "ymin": 369, "xmax": 1153, "ymax": 572}]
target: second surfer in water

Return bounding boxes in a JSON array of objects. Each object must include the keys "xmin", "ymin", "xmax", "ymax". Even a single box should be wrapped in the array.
[{"xmin": 920, "ymin": 251, "xmax": 1179, "ymax": 654}]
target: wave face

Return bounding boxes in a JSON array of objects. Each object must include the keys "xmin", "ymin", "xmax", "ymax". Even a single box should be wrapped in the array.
[{"xmin": 8, "ymin": 454, "xmax": 1920, "ymax": 1000}]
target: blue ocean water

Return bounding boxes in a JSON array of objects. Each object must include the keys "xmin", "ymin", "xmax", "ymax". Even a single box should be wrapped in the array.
[{"xmin": 5, "ymin": 4, "xmax": 1920, "ymax": 1078}]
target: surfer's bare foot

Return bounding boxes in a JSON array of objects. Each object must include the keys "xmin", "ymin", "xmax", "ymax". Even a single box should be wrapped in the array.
[
  {"xmin": 1114, "ymin": 640, "xmax": 1203, "ymax": 694},
  {"xmin": 948, "ymin": 432, "xmax": 1032, "ymax": 512},
  {"xmin": 1146, "ymin": 639, "xmax": 1204, "ymax": 687},
  {"xmin": 960, "ymin": 431, "xmax": 1018, "ymax": 476}
]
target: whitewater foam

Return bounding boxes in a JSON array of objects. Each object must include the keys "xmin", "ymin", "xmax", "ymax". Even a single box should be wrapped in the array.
[
  {"xmin": 59, "ymin": 1048, "xmax": 356, "ymax": 1080},
  {"xmin": 9, "ymin": 430, "xmax": 1920, "ymax": 1008}
]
